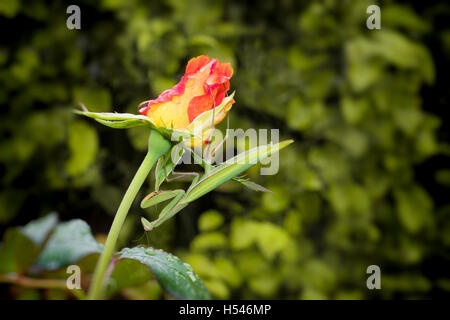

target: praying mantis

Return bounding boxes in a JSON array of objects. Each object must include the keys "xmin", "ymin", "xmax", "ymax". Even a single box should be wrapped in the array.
[
  {"xmin": 140, "ymin": 131, "xmax": 292, "ymax": 232},
  {"xmin": 141, "ymin": 138, "xmax": 292, "ymax": 231}
]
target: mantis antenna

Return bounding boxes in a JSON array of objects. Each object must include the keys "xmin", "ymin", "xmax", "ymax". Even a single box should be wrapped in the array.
[{"xmin": 204, "ymin": 84, "xmax": 216, "ymax": 159}]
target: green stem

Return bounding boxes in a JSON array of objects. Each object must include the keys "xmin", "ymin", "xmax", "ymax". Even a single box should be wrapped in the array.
[
  {"xmin": 87, "ymin": 130, "xmax": 171, "ymax": 300},
  {"xmin": 0, "ymin": 274, "xmax": 85, "ymax": 299}
]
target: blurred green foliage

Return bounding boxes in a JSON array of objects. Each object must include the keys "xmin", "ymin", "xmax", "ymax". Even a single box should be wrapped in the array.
[{"xmin": 1, "ymin": 0, "xmax": 450, "ymax": 299}]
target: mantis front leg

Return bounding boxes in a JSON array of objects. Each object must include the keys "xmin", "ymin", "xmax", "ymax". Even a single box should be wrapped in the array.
[
  {"xmin": 140, "ymin": 189, "xmax": 186, "ymax": 231},
  {"xmin": 165, "ymin": 170, "xmax": 199, "ymax": 182},
  {"xmin": 140, "ymin": 172, "xmax": 201, "ymax": 231}
]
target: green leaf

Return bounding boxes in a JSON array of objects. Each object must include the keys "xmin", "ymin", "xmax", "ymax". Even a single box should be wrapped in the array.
[
  {"xmin": 262, "ymin": 186, "xmax": 289, "ymax": 213},
  {"xmin": 109, "ymin": 258, "xmax": 153, "ymax": 295},
  {"xmin": 74, "ymin": 109, "xmax": 195, "ymax": 142},
  {"xmin": 0, "ymin": 0, "xmax": 20, "ymax": 18},
  {"xmin": 95, "ymin": 118, "xmax": 148, "ymax": 129},
  {"xmin": 74, "ymin": 110, "xmax": 158, "ymax": 131},
  {"xmin": 116, "ymin": 247, "xmax": 211, "ymax": 300},
  {"xmin": 181, "ymin": 139, "xmax": 294, "ymax": 204},
  {"xmin": 198, "ymin": 210, "xmax": 224, "ymax": 232},
  {"xmin": 395, "ymin": 186, "xmax": 433, "ymax": 233},
  {"xmin": 213, "ymin": 257, "xmax": 242, "ymax": 289},
  {"xmin": 0, "ymin": 214, "xmax": 58, "ymax": 274},
  {"xmin": 383, "ymin": 5, "xmax": 430, "ymax": 34},
  {"xmin": 74, "ymin": 110, "xmax": 154, "ymax": 122},
  {"xmin": 230, "ymin": 218, "xmax": 260, "ymax": 250},
  {"xmin": 191, "ymin": 232, "xmax": 227, "ymax": 251},
  {"xmin": 230, "ymin": 218, "xmax": 290, "ymax": 259},
  {"xmin": 255, "ymin": 222, "xmax": 290, "ymax": 260},
  {"xmin": 0, "ymin": 229, "xmax": 37, "ymax": 274},
  {"xmin": 65, "ymin": 120, "xmax": 99, "ymax": 177},
  {"xmin": 20, "ymin": 212, "xmax": 58, "ymax": 246},
  {"xmin": 35, "ymin": 219, "xmax": 103, "ymax": 270}
]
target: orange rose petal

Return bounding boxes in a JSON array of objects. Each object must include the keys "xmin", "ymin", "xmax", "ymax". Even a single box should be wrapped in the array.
[
  {"xmin": 138, "ymin": 76, "xmax": 188, "ymax": 115},
  {"xmin": 187, "ymin": 93, "xmax": 214, "ymax": 123},
  {"xmin": 138, "ymin": 55, "xmax": 234, "ymax": 135},
  {"xmin": 185, "ymin": 55, "xmax": 212, "ymax": 74},
  {"xmin": 207, "ymin": 62, "xmax": 233, "ymax": 85}
]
